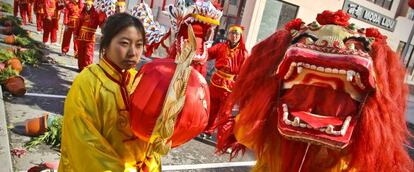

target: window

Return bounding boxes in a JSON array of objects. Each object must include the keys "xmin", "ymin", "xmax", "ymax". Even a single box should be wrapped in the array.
[
  {"xmin": 397, "ymin": 41, "xmax": 414, "ymax": 69},
  {"xmin": 397, "ymin": 41, "xmax": 406, "ymax": 56},
  {"xmin": 367, "ymin": 0, "xmax": 393, "ymax": 10},
  {"xmin": 404, "ymin": 44, "xmax": 414, "ymax": 69},
  {"xmin": 256, "ymin": 0, "xmax": 298, "ymax": 43},
  {"xmin": 216, "ymin": 0, "xmax": 246, "ymax": 38},
  {"xmin": 382, "ymin": 0, "xmax": 392, "ymax": 9},
  {"xmin": 408, "ymin": 9, "xmax": 414, "ymax": 21},
  {"xmin": 375, "ymin": 0, "xmax": 384, "ymax": 6},
  {"xmin": 185, "ymin": 0, "xmax": 193, "ymax": 6}
]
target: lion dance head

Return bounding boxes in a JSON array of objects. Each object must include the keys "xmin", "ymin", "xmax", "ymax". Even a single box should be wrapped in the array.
[
  {"xmin": 219, "ymin": 10, "xmax": 413, "ymax": 171},
  {"xmin": 162, "ymin": 0, "xmax": 222, "ymax": 76},
  {"xmin": 166, "ymin": 0, "xmax": 222, "ymax": 61}
]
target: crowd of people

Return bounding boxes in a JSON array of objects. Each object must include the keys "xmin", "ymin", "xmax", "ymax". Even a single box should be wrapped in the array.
[{"xmin": 13, "ymin": 0, "xmax": 129, "ymax": 71}]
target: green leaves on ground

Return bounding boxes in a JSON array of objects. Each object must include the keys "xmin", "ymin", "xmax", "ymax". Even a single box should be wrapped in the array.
[
  {"xmin": 0, "ymin": 66, "xmax": 17, "ymax": 83},
  {"xmin": 0, "ymin": 48, "xmax": 15, "ymax": 62},
  {"xmin": 0, "ymin": 2, "xmax": 13, "ymax": 14},
  {"xmin": 17, "ymin": 49, "xmax": 41, "ymax": 65},
  {"xmin": 25, "ymin": 116, "xmax": 63, "ymax": 150},
  {"xmin": 0, "ymin": 48, "xmax": 41, "ymax": 65},
  {"xmin": 11, "ymin": 26, "xmax": 28, "ymax": 36},
  {"xmin": 0, "ymin": 16, "xmax": 29, "ymax": 36},
  {"xmin": 14, "ymin": 35, "xmax": 31, "ymax": 47},
  {"xmin": 0, "ymin": 16, "xmax": 22, "ymax": 26}
]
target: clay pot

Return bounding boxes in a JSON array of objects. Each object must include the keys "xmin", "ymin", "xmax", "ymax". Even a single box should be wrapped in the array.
[
  {"xmin": 4, "ymin": 75, "xmax": 26, "ymax": 96},
  {"xmin": 25, "ymin": 113, "xmax": 48, "ymax": 137},
  {"xmin": 0, "ymin": 26, "xmax": 12, "ymax": 34},
  {"xmin": 1, "ymin": 20, "xmax": 13, "ymax": 27},
  {"xmin": 5, "ymin": 20, "xmax": 13, "ymax": 27},
  {"xmin": 2, "ymin": 35, "xmax": 15, "ymax": 44},
  {"xmin": 7, "ymin": 57, "xmax": 22, "ymax": 74}
]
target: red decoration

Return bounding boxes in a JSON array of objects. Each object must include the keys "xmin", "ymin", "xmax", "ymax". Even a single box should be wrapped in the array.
[
  {"xmin": 130, "ymin": 59, "xmax": 210, "ymax": 148},
  {"xmin": 365, "ymin": 27, "xmax": 387, "ymax": 43},
  {"xmin": 316, "ymin": 10, "xmax": 351, "ymax": 27},
  {"xmin": 210, "ymin": 0, "xmax": 223, "ymax": 10},
  {"xmin": 409, "ymin": 0, "xmax": 414, "ymax": 9},
  {"xmin": 284, "ymin": 18, "xmax": 304, "ymax": 32}
]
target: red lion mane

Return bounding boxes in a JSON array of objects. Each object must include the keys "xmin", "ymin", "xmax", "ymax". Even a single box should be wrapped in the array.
[{"xmin": 217, "ymin": 28, "xmax": 413, "ymax": 171}]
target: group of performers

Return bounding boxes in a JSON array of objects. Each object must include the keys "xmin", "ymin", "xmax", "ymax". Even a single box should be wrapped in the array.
[
  {"xmin": 11, "ymin": 0, "xmax": 413, "ymax": 171},
  {"xmin": 13, "ymin": 0, "xmax": 33, "ymax": 25},
  {"xmin": 13, "ymin": 0, "xmax": 128, "ymax": 71}
]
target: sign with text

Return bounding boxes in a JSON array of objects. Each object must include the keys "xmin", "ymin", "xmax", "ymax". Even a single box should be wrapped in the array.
[{"xmin": 343, "ymin": 0, "xmax": 396, "ymax": 31}]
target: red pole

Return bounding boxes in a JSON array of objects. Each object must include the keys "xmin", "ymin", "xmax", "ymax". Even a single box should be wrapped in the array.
[
  {"xmin": 162, "ymin": 0, "xmax": 166, "ymax": 10},
  {"xmin": 409, "ymin": 0, "xmax": 414, "ymax": 9}
]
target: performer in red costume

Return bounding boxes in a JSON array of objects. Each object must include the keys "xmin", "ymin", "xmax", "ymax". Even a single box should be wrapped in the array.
[
  {"xmin": 27, "ymin": 0, "xmax": 33, "ymax": 24},
  {"xmin": 61, "ymin": 0, "xmax": 82, "ymax": 56},
  {"xmin": 410, "ymin": 0, "xmax": 414, "ymax": 9},
  {"xmin": 217, "ymin": 10, "xmax": 414, "ymax": 171},
  {"xmin": 42, "ymin": 0, "xmax": 64, "ymax": 45},
  {"xmin": 33, "ymin": 0, "xmax": 45, "ymax": 32},
  {"xmin": 13, "ymin": 0, "xmax": 19, "ymax": 17},
  {"xmin": 75, "ymin": 0, "xmax": 104, "ymax": 71},
  {"xmin": 18, "ymin": 0, "xmax": 30, "ymax": 25},
  {"xmin": 203, "ymin": 25, "xmax": 247, "ymax": 137},
  {"xmin": 114, "ymin": 0, "xmax": 126, "ymax": 13}
]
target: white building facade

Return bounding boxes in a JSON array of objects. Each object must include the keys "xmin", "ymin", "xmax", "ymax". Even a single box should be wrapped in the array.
[{"xmin": 128, "ymin": 0, "xmax": 414, "ymax": 71}]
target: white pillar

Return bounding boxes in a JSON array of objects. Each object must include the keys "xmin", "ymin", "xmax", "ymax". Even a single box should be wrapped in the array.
[{"xmin": 241, "ymin": 0, "xmax": 267, "ymax": 51}]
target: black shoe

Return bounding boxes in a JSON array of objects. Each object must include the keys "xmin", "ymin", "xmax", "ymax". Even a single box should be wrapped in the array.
[{"xmin": 203, "ymin": 133, "xmax": 213, "ymax": 140}]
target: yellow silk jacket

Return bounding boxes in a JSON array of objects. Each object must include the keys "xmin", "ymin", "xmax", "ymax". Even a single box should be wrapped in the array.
[{"xmin": 59, "ymin": 58, "xmax": 161, "ymax": 172}]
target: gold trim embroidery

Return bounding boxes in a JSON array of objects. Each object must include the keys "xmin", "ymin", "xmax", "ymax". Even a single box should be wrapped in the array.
[{"xmin": 147, "ymin": 26, "xmax": 197, "ymax": 156}]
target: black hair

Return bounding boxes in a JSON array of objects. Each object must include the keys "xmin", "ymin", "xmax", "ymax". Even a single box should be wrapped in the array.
[
  {"xmin": 99, "ymin": 13, "xmax": 146, "ymax": 58},
  {"xmin": 219, "ymin": 29, "xmax": 225, "ymax": 35}
]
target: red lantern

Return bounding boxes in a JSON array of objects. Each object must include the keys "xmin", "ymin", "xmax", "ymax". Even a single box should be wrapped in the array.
[
  {"xmin": 130, "ymin": 58, "xmax": 210, "ymax": 148},
  {"xmin": 409, "ymin": 0, "xmax": 414, "ymax": 9}
]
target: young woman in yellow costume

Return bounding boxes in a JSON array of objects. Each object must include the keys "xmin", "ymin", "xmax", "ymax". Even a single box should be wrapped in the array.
[{"xmin": 59, "ymin": 13, "xmax": 160, "ymax": 171}]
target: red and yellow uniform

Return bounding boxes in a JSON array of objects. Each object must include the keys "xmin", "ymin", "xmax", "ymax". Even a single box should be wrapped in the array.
[
  {"xmin": 42, "ymin": 0, "xmax": 64, "ymax": 43},
  {"xmin": 27, "ymin": 0, "xmax": 34, "ymax": 23},
  {"xmin": 13, "ymin": 0, "xmax": 19, "ymax": 17},
  {"xmin": 74, "ymin": 1, "xmax": 104, "ymax": 71},
  {"xmin": 204, "ymin": 26, "xmax": 247, "ymax": 135},
  {"xmin": 18, "ymin": 0, "xmax": 30, "ymax": 25},
  {"xmin": 33, "ymin": 0, "xmax": 46, "ymax": 31},
  {"xmin": 61, "ymin": 0, "xmax": 82, "ymax": 55},
  {"xmin": 59, "ymin": 58, "xmax": 161, "ymax": 171}
]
